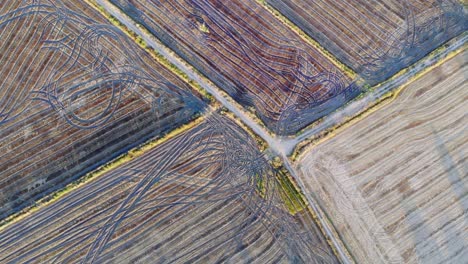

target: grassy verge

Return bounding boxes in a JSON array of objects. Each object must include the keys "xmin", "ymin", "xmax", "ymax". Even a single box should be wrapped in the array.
[
  {"xmin": 269, "ymin": 157, "xmax": 307, "ymax": 215},
  {"xmin": 254, "ymin": 161, "xmax": 306, "ymax": 215},
  {"xmin": 276, "ymin": 168, "xmax": 307, "ymax": 215}
]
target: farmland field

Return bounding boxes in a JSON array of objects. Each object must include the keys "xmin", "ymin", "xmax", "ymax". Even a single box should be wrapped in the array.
[
  {"xmin": 268, "ymin": 0, "xmax": 466, "ymax": 84},
  {"xmin": 1, "ymin": 0, "xmax": 465, "ymax": 263},
  {"xmin": 108, "ymin": 0, "xmax": 359, "ymax": 135},
  {"xmin": 296, "ymin": 51, "xmax": 467, "ymax": 263},
  {"xmin": 0, "ymin": 0, "xmax": 204, "ymax": 220},
  {"xmin": 0, "ymin": 113, "xmax": 338, "ymax": 263}
]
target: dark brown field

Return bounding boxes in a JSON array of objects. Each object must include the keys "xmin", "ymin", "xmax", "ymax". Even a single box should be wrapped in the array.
[
  {"xmin": 0, "ymin": 0, "xmax": 204, "ymax": 220},
  {"xmin": 109, "ymin": 0, "xmax": 356, "ymax": 135},
  {"xmin": 268, "ymin": 0, "xmax": 465, "ymax": 83}
]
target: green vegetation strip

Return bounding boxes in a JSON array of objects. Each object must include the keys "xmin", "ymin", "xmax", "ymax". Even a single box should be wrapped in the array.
[
  {"xmin": 270, "ymin": 157, "xmax": 307, "ymax": 215},
  {"xmin": 277, "ymin": 169, "xmax": 307, "ymax": 215}
]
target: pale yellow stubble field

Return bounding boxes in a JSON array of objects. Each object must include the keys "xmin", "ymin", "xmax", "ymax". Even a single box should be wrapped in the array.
[{"xmin": 296, "ymin": 50, "xmax": 467, "ymax": 264}]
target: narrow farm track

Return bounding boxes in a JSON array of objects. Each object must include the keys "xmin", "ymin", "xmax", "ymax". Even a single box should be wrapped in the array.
[
  {"xmin": 107, "ymin": 0, "xmax": 359, "ymax": 135},
  {"xmin": 296, "ymin": 51, "xmax": 467, "ymax": 263},
  {"xmin": 267, "ymin": 0, "xmax": 466, "ymax": 84},
  {"xmin": 0, "ymin": 0, "xmax": 204, "ymax": 219},
  {"xmin": 0, "ymin": 113, "xmax": 338, "ymax": 263}
]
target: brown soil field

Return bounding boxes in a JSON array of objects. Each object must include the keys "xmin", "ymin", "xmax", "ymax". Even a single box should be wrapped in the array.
[
  {"xmin": 268, "ymin": 0, "xmax": 466, "ymax": 84},
  {"xmin": 108, "ymin": 0, "xmax": 357, "ymax": 135},
  {"xmin": 296, "ymin": 50, "xmax": 467, "ymax": 263},
  {"xmin": 0, "ymin": 0, "xmax": 204, "ymax": 220},
  {"xmin": 0, "ymin": 113, "xmax": 338, "ymax": 263}
]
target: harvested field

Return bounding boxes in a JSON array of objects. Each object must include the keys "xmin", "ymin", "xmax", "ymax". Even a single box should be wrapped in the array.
[
  {"xmin": 268, "ymin": 0, "xmax": 466, "ymax": 84},
  {"xmin": 0, "ymin": 113, "xmax": 338, "ymax": 263},
  {"xmin": 296, "ymin": 51, "xmax": 467, "ymax": 263},
  {"xmin": 0, "ymin": 0, "xmax": 204, "ymax": 220},
  {"xmin": 108, "ymin": 0, "xmax": 359, "ymax": 135}
]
